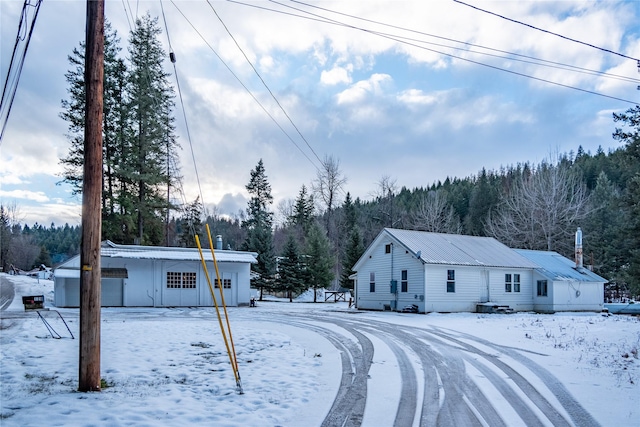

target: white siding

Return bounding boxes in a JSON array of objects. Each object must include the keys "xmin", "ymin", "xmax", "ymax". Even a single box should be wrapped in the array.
[
  {"xmin": 551, "ymin": 281, "xmax": 603, "ymax": 312},
  {"xmin": 425, "ymin": 265, "xmax": 480, "ymax": 312},
  {"xmin": 54, "ymin": 254, "xmax": 253, "ymax": 308},
  {"xmin": 356, "ymin": 238, "xmax": 424, "ymax": 311},
  {"xmin": 487, "ymin": 269, "xmax": 534, "ymax": 311},
  {"xmin": 104, "ymin": 258, "xmax": 156, "ymax": 306}
]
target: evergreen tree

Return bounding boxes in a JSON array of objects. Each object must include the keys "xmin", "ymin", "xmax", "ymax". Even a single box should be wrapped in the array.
[
  {"xmin": 340, "ymin": 227, "xmax": 364, "ymax": 290},
  {"xmin": 465, "ymin": 168, "xmax": 499, "ymax": 236},
  {"xmin": 584, "ymin": 172, "xmax": 623, "ymax": 282},
  {"xmin": 179, "ymin": 197, "xmax": 203, "ymax": 248},
  {"xmin": 613, "ymin": 105, "xmax": 640, "ymax": 296},
  {"xmin": 126, "ymin": 13, "xmax": 179, "ymax": 245},
  {"xmin": 242, "ymin": 159, "xmax": 276, "ymax": 299},
  {"xmin": 276, "ymin": 234, "xmax": 307, "ymax": 301},
  {"xmin": 0, "ymin": 206, "xmax": 12, "ymax": 272},
  {"xmin": 306, "ymin": 221, "xmax": 334, "ymax": 302},
  {"xmin": 290, "ymin": 184, "xmax": 314, "ymax": 233},
  {"xmin": 59, "ymin": 21, "xmax": 127, "ymax": 202},
  {"xmin": 33, "ymin": 246, "xmax": 52, "ymax": 269}
]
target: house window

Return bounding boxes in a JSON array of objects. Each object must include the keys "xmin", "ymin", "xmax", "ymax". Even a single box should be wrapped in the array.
[
  {"xmin": 514, "ymin": 274, "xmax": 520, "ymax": 293},
  {"xmin": 370, "ymin": 272, "xmax": 376, "ymax": 293},
  {"xmin": 505, "ymin": 274, "xmax": 512, "ymax": 292},
  {"xmin": 447, "ymin": 269, "xmax": 455, "ymax": 293},
  {"xmin": 537, "ymin": 280, "xmax": 548, "ymax": 297},
  {"xmin": 167, "ymin": 272, "xmax": 197, "ymax": 289},
  {"xmin": 385, "ymin": 244, "xmax": 391, "ymax": 254},
  {"xmin": 401, "ymin": 270, "xmax": 408, "ymax": 293}
]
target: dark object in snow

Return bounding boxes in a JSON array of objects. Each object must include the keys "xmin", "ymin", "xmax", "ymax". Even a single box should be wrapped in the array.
[
  {"xmin": 250, "ymin": 298, "xmax": 256, "ymax": 307},
  {"xmin": 402, "ymin": 304, "xmax": 419, "ymax": 313},
  {"xmin": 476, "ymin": 303, "xmax": 514, "ymax": 314},
  {"xmin": 23, "ymin": 295, "xmax": 74, "ymax": 339},
  {"xmin": 22, "ymin": 295, "xmax": 44, "ymax": 310}
]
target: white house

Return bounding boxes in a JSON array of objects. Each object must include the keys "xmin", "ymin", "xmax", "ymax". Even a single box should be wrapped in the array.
[
  {"xmin": 352, "ymin": 228, "xmax": 605, "ymax": 313},
  {"xmin": 54, "ymin": 239, "xmax": 257, "ymax": 308},
  {"xmin": 515, "ymin": 249, "xmax": 605, "ymax": 313}
]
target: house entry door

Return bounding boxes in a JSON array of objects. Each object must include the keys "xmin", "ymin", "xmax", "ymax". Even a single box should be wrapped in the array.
[{"xmin": 480, "ymin": 270, "xmax": 490, "ymax": 302}]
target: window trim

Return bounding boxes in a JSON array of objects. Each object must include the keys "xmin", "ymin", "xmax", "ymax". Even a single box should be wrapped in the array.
[
  {"xmin": 369, "ymin": 272, "xmax": 376, "ymax": 293},
  {"xmin": 401, "ymin": 269, "xmax": 408, "ymax": 293},
  {"xmin": 505, "ymin": 273, "xmax": 512, "ymax": 293},
  {"xmin": 446, "ymin": 269, "xmax": 455, "ymax": 293},
  {"xmin": 537, "ymin": 280, "xmax": 548, "ymax": 297}
]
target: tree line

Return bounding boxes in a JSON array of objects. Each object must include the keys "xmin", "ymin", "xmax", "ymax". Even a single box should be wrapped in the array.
[{"xmin": 1, "ymin": 10, "xmax": 638, "ymax": 299}]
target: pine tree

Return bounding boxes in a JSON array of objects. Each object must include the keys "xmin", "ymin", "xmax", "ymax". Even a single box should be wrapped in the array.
[
  {"xmin": 126, "ymin": 13, "xmax": 179, "ymax": 245},
  {"xmin": 613, "ymin": 105, "xmax": 640, "ymax": 296},
  {"xmin": 179, "ymin": 197, "xmax": 203, "ymax": 248},
  {"xmin": 340, "ymin": 227, "xmax": 363, "ymax": 290},
  {"xmin": 290, "ymin": 184, "xmax": 314, "ymax": 233},
  {"xmin": 276, "ymin": 234, "xmax": 306, "ymax": 301},
  {"xmin": 242, "ymin": 159, "xmax": 276, "ymax": 299},
  {"xmin": 306, "ymin": 221, "xmax": 334, "ymax": 302},
  {"xmin": 0, "ymin": 206, "xmax": 12, "ymax": 272},
  {"xmin": 59, "ymin": 21, "xmax": 126, "ymax": 199}
]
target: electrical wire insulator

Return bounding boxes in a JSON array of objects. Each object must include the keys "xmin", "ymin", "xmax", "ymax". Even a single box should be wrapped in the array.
[{"xmin": 170, "ymin": 51, "xmax": 176, "ymax": 63}]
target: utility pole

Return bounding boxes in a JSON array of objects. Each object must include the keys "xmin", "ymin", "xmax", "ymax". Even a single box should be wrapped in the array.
[{"xmin": 79, "ymin": 0, "xmax": 104, "ymax": 392}]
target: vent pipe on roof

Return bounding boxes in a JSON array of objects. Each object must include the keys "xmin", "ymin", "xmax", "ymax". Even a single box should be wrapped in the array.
[
  {"xmin": 575, "ymin": 227, "xmax": 583, "ymax": 269},
  {"xmin": 216, "ymin": 235, "xmax": 223, "ymax": 250}
]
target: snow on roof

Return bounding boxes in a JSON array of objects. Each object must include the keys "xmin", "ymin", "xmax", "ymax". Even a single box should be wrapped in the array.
[
  {"xmin": 514, "ymin": 249, "xmax": 607, "ymax": 283},
  {"xmin": 108, "ymin": 249, "xmax": 256, "ymax": 263},
  {"xmin": 56, "ymin": 241, "xmax": 257, "ymax": 269},
  {"xmin": 382, "ymin": 228, "xmax": 538, "ymax": 268}
]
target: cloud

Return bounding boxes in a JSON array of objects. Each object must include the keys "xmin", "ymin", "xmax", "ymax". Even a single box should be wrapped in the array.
[
  {"xmin": 215, "ymin": 193, "xmax": 248, "ymax": 216},
  {"xmin": 0, "ymin": 189, "xmax": 50, "ymax": 203},
  {"xmin": 320, "ymin": 64, "xmax": 353, "ymax": 86},
  {"xmin": 1, "ymin": 0, "xmax": 638, "ymax": 227},
  {"xmin": 336, "ymin": 73, "xmax": 392, "ymax": 104}
]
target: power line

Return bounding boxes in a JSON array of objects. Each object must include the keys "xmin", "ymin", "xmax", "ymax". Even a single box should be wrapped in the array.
[
  {"xmin": 169, "ymin": 0, "xmax": 322, "ymax": 171},
  {"xmin": 0, "ymin": 0, "xmax": 43, "ymax": 145},
  {"xmin": 160, "ymin": 0, "xmax": 205, "ymax": 216},
  {"xmin": 289, "ymin": 0, "xmax": 639, "ymax": 85},
  {"xmin": 229, "ymin": 0, "xmax": 638, "ymax": 104},
  {"xmin": 452, "ymin": 0, "xmax": 640, "ymax": 63},
  {"xmin": 206, "ymin": 1, "xmax": 324, "ymax": 167}
]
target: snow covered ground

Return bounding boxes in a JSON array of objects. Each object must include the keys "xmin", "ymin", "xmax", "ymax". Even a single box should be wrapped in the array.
[{"xmin": 1, "ymin": 273, "xmax": 639, "ymax": 426}]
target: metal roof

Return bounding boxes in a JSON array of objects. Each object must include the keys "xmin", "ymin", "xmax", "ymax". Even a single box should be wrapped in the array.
[
  {"xmin": 383, "ymin": 228, "xmax": 538, "ymax": 268},
  {"xmin": 514, "ymin": 249, "xmax": 607, "ymax": 283},
  {"xmin": 99, "ymin": 241, "xmax": 257, "ymax": 263},
  {"xmin": 56, "ymin": 241, "xmax": 257, "ymax": 269}
]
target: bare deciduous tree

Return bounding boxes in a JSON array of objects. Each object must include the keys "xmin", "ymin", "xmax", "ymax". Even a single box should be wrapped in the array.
[
  {"xmin": 312, "ymin": 155, "xmax": 347, "ymax": 218},
  {"xmin": 372, "ymin": 175, "xmax": 403, "ymax": 228},
  {"xmin": 412, "ymin": 190, "xmax": 461, "ymax": 234},
  {"xmin": 486, "ymin": 162, "xmax": 590, "ymax": 253}
]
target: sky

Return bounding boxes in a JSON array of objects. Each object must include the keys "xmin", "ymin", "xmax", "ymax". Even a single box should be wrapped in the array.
[
  {"xmin": 1, "ymin": 0, "xmax": 639, "ymax": 227},
  {"xmin": 1, "ymin": 273, "xmax": 639, "ymax": 426}
]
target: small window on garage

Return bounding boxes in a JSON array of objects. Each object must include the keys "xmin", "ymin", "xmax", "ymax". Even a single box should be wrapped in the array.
[
  {"xmin": 167, "ymin": 271, "xmax": 182, "ymax": 289},
  {"xmin": 447, "ymin": 269, "xmax": 455, "ymax": 293},
  {"xmin": 167, "ymin": 271, "xmax": 197, "ymax": 289},
  {"xmin": 385, "ymin": 244, "xmax": 391, "ymax": 254}
]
